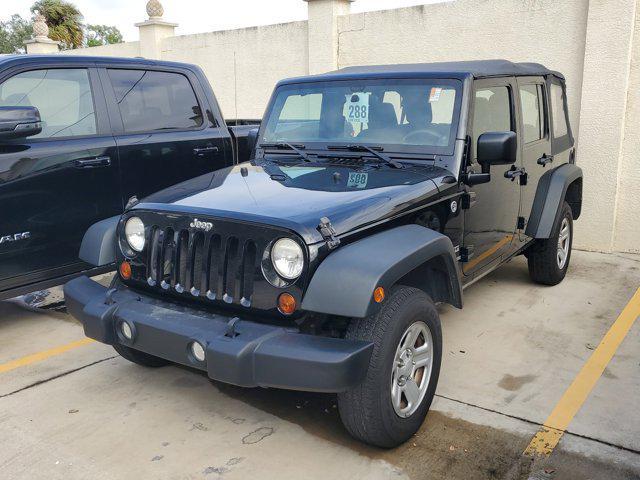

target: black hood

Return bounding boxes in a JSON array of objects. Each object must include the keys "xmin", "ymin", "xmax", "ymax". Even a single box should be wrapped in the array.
[{"xmin": 135, "ymin": 160, "xmax": 449, "ymax": 244}]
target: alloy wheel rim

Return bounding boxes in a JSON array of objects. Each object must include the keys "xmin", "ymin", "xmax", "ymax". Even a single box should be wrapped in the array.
[
  {"xmin": 390, "ymin": 320, "xmax": 433, "ymax": 418},
  {"xmin": 557, "ymin": 217, "xmax": 570, "ymax": 269}
]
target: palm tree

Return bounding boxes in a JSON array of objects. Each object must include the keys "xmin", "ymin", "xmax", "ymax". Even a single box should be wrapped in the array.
[{"xmin": 31, "ymin": 0, "xmax": 83, "ymax": 50}]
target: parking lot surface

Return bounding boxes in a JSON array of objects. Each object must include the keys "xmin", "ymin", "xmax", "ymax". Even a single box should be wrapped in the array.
[{"xmin": 1, "ymin": 250, "xmax": 639, "ymax": 480}]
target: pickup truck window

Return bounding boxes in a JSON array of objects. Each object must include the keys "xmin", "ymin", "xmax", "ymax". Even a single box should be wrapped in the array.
[
  {"xmin": 108, "ymin": 69, "xmax": 203, "ymax": 134},
  {"xmin": 0, "ymin": 68, "xmax": 96, "ymax": 139},
  {"xmin": 262, "ymin": 79, "xmax": 461, "ymax": 154}
]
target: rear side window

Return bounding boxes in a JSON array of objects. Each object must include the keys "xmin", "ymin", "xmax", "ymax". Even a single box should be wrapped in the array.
[
  {"xmin": 519, "ymin": 84, "xmax": 546, "ymax": 144},
  {"xmin": 550, "ymin": 83, "xmax": 568, "ymax": 138},
  {"xmin": 473, "ymin": 86, "xmax": 512, "ymax": 160},
  {"xmin": 108, "ymin": 69, "xmax": 203, "ymax": 133},
  {"xmin": 0, "ymin": 68, "xmax": 96, "ymax": 138}
]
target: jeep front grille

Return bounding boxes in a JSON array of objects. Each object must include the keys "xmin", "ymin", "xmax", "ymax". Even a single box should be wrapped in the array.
[{"xmin": 146, "ymin": 225, "xmax": 259, "ymax": 307}]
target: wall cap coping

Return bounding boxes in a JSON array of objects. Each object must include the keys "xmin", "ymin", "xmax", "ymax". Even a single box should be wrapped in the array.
[
  {"xmin": 135, "ymin": 19, "xmax": 178, "ymax": 28},
  {"xmin": 24, "ymin": 37, "xmax": 61, "ymax": 45}
]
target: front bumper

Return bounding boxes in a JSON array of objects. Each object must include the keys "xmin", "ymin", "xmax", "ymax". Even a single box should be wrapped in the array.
[{"xmin": 63, "ymin": 276, "xmax": 373, "ymax": 392}]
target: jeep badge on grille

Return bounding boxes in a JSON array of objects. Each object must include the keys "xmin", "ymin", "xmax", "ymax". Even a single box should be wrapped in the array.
[{"xmin": 189, "ymin": 219, "xmax": 213, "ymax": 232}]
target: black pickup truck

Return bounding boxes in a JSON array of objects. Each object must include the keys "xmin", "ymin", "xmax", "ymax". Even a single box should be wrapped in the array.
[
  {"xmin": 65, "ymin": 60, "xmax": 582, "ymax": 447},
  {"xmin": 0, "ymin": 55, "xmax": 257, "ymax": 301}
]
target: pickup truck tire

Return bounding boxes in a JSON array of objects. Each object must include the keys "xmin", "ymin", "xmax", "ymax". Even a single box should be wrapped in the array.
[
  {"xmin": 113, "ymin": 344, "xmax": 170, "ymax": 368},
  {"xmin": 527, "ymin": 201, "xmax": 573, "ymax": 286},
  {"xmin": 337, "ymin": 286, "xmax": 442, "ymax": 448}
]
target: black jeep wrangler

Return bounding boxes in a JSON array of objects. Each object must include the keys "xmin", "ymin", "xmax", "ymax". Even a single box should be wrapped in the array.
[{"xmin": 64, "ymin": 60, "xmax": 582, "ymax": 448}]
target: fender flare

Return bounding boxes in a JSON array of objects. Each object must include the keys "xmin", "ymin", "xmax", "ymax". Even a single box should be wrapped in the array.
[
  {"xmin": 301, "ymin": 225, "xmax": 462, "ymax": 319},
  {"xmin": 78, "ymin": 216, "xmax": 119, "ymax": 266},
  {"xmin": 525, "ymin": 163, "xmax": 583, "ymax": 239}
]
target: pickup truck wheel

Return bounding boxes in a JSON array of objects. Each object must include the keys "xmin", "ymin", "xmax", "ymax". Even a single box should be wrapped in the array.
[
  {"xmin": 337, "ymin": 286, "xmax": 442, "ymax": 448},
  {"xmin": 113, "ymin": 344, "xmax": 170, "ymax": 368},
  {"xmin": 527, "ymin": 201, "xmax": 573, "ymax": 285}
]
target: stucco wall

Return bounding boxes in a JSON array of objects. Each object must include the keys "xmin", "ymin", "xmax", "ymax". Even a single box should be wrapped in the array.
[
  {"xmin": 161, "ymin": 22, "xmax": 309, "ymax": 119},
  {"xmin": 613, "ymin": 5, "xmax": 640, "ymax": 253},
  {"xmin": 62, "ymin": 41, "xmax": 140, "ymax": 57}
]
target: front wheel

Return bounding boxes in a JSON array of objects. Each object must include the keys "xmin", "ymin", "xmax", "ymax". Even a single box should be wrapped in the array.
[{"xmin": 337, "ymin": 286, "xmax": 442, "ymax": 448}]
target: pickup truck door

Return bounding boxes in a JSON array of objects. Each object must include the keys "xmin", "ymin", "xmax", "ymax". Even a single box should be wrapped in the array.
[
  {"xmin": 0, "ymin": 66, "xmax": 121, "ymax": 291},
  {"xmin": 462, "ymin": 78, "xmax": 522, "ymax": 277},
  {"xmin": 101, "ymin": 67, "xmax": 232, "ymax": 201}
]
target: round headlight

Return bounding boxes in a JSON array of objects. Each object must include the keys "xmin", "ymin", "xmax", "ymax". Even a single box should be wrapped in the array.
[
  {"xmin": 271, "ymin": 238, "xmax": 304, "ymax": 280},
  {"xmin": 124, "ymin": 217, "xmax": 145, "ymax": 252}
]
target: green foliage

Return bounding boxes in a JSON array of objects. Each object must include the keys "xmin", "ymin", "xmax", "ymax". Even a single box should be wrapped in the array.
[
  {"xmin": 0, "ymin": 1, "xmax": 123, "ymax": 53},
  {"xmin": 0, "ymin": 14, "xmax": 33, "ymax": 54},
  {"xmin": 85, "ymin": 24, "xmax": 123, "ymax": 47},
  {"xmin": 31, "ymin": 0, "xmax": 84, "ymax": 50}
]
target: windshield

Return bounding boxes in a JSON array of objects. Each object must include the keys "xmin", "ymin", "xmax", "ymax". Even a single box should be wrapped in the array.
[{"xmin": 261, "ymin": 78, "xmax": 462, "ymax": 155}]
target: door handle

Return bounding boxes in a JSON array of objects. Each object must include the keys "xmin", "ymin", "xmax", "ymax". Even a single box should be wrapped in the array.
[
  {"xmin": 193, "ymin": 146, "xmax": 219, "ymax": 157},
  {"xmin": 75, "ymin": 156, "xmax": 111, "ymax": 168},
  {"xmin": 504, "ymin": 166, "xmax": 526, "ymax": 181},
  {"xmin": 537, "ymin": 154, "xmax": 554, "ymax": 167}
]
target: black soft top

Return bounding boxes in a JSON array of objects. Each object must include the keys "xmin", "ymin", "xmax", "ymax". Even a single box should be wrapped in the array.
[{"xmin": 279, "ymin": 59, "xmax": 564, "ymax": 86}]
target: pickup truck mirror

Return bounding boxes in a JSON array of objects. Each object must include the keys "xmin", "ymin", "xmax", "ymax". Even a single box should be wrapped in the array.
[
  {"xmin": 0, "ymin": 106, "xmax": 42, "ymax": 141},
  {"xmin": 247, "ymin": 127, "xmax": 259, "ymax": 155},
  {"xmin": 477, "ymin": 131, "xmax": 517, "ymax": 168}
]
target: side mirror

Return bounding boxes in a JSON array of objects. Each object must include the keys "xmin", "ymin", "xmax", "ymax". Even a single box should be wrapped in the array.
[
  {"xmin": 247, "ymin": 127, "xmax": 259, "ymax": 155},
  {"xmin": 477, "ymin": 131, "xmax": 517, "ymax": 168},
  {"xmin": 0, "ymin": 106, "xmax": 42, "ymax": 141}
]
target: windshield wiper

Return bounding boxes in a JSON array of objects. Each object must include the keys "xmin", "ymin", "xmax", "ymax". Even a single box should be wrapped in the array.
[
  {"xmin": 326, "ymin": 144, "xmax": 402, "ymax": 169},
  {"xmin": 259, "ymin": 142, "xmax": 311, "ymax": 162}
]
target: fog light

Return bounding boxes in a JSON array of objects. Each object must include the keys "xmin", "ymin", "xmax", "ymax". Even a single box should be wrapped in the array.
[
  {"xmin": 121, "ymin": 321, "xmax": 133, "ymax": 340},
  {"xmin": 190, "ymin": 341, "xmax": 206, "ymax": 362}
]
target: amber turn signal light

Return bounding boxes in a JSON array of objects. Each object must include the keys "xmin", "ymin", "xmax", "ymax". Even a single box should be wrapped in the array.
[
  {"xmin": 373, "ymin": 286, "xmax": 385, "ymax": 303},
  {"xmin": 119, "ymin": 261, "xmax": 132, "ymax": 280},
  {"xmin": 278, "ymin": 292, "xmax": 296, "ymax": 315}
]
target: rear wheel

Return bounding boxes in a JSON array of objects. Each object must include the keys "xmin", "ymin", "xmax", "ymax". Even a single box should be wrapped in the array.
[
  {"xmin": 527, "ymin": 201, "xmax": 573, "ymax": 285},
  {"xmin": 337, "ymin": 286, "xmax": 442, "ymax": 448}
]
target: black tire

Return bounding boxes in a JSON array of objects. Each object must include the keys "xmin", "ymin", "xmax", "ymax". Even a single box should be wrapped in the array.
[
  {"xmin": 527, "ymin": 201, "xmax": 573, "ymax": 286},
  {"xmin": 337, "ymin": 286, "xmax": 442, "ymax": 448},
  {"xmin": 113, "ymin": 343, "xmax": 170, "ymax": 368}
]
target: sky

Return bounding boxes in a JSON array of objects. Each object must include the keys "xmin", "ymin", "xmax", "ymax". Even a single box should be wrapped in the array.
[{"xmin": 5, "ymin": 0, "xmax": 441, "ymax": 42}]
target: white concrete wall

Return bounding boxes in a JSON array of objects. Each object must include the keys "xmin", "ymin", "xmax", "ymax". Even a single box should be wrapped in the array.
[
  {"xmin": 63, "ymin": 41, "xmax": 140, "ymax": 57},
  {"xmin": 35, "ymin": 0, "xmax": 638, "ymax": 253},
  {"xmin": 161, "ymin": 21, "xmax": 308, "ymax": 119},
  {"xmin": 613, "ymin": 4, "xmax": 640, "ymax": 254}
]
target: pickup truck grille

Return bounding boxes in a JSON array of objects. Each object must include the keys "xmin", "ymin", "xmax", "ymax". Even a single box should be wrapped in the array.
[{"xmin": 145, "ymin": 226, "xmax": 259, "ymax": 307}]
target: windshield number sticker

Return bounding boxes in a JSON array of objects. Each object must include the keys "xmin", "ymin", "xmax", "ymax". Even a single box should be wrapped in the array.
[
  {"xmin": 429, "ymin": 87, "xmax": 442, "ymax": 102},
  {"xmin": 345, "ymin": 92, "xmax": 370, "ymax": 124},
  {"xmin": 347, "ymin": 172, "xmax": 368, "ymax": 189}
]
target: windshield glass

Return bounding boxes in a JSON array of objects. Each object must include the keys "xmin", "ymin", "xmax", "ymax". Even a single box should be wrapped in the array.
[{"xmin": 261, "ymin": 78, "xmax": 462, "ymax": 154}]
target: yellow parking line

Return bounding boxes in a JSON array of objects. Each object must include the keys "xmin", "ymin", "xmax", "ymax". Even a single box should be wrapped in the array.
[
  {"xmin": 524, "ymin": 287, "xmax": 640, "ymax": 456},
  {"xmin": 0, "ymin": 338, "xmax": 95, "ymax": 375}
]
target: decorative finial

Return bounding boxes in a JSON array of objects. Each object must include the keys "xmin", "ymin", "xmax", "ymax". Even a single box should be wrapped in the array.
[
  {"xmin": 33, "ymin": 13, "xmax": 49, "ymax": 39},
  {"xmin": 146, "ymin": 0, "xmax": 164, "ymax": 19}
]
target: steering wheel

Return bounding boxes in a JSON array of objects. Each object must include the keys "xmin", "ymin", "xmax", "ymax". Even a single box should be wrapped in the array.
[{"xmin": 402, "ymin": 129, "xmax": 444, "ymax": 145}]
